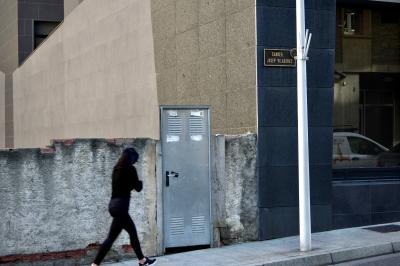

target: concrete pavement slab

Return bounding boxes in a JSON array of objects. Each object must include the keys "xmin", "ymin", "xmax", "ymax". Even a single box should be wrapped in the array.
[
  {"xmin": 330, "ymin": 243, "xmax": 393, "ymax": 263},
  {"xmin": 392, "ymin": 241, "xmax": 400, "ymax": 252},
  {"xmin": 104, "ymin": 222, "xmax": 400, "ymax": 266}
]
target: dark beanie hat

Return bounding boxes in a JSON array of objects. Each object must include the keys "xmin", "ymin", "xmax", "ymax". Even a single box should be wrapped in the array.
[{"xmin": 123, "ymin": 148, "xmax": 139, "ymax": 164}]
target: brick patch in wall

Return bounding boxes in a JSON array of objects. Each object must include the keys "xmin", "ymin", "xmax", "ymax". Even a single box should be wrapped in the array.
[
  {"xmin": 0, "ymin": 243, "xmax": 100, "ymax": 264},
  {"xmin": 40, "ymin": 146, "xmax": 56, "ymax": 154},
  {"xmin": 106, "ymin": 138, "xmax": 136, "ymax": 146},
  {"xmin": 52, "ymin": 139, "xmax": 75, "ymax": 146},
  {"xmin": 121, "ymin": 244, "xmax": 133, "ymax": 253}
]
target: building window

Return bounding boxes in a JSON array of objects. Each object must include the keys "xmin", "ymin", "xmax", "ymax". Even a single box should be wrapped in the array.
[
  {"xmin": 33, "ymin": 21, "xmax": 60, "ymax": 49},
  {"xmin": 334, "ymin": 3, "xmax": 400, "ymax": 173},
  {"xmin": 333, "ymin": 73, "xmax": 400, "ymax": 170},
  {"xmin": 343, "ymin": 9, "xmax": 361, "ymax": 35}
]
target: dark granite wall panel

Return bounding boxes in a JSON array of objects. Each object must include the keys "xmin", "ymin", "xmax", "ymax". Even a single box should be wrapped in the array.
[
  {"xmin": 258, "ymin": 87, "xmax": 297, "ymax": 127},
  {"xmin": 256, "ymin": 6, "xmax": 296, "ymax": 48},
  {"xmin": 308, "ymin": 127, "xmax": 333, "ymax": 165},
  {"xmin": 307, "ymin": 49, "xmax": 335, "ymax": 88},
  {"xmin": 258, "ymin": 87, "xmax": 333, "ymax": 127},
  {"xmin": 333, "ymin": 214, "xmax": 371, "ymax": 229},
  {"xmin": 258, "ymin": 126, "xmax": 298, "ymax": 167},
  {"xmin": 332, "ymin": 181, "xmax": 400, "ymax": 229},
  {"xmin": 18, "ymin": 0, "xmax": 63, "ymax": 64},
  {"xmin": 258, "ymin": 126, "xmax": 332, "ymax": 167},
  {"xmin": 256, "ymin": 0, "xmax": 335, "ymax": 240},
  {"xmin": 307, "ymin": 88, "xmax": 333, "ymax": 127},
  {"xmin": 333, "ymin": 183, "xmax": 371, "ymax": 215},
  {"xmin": 258, "ymin": 166, "xmax": 299, "ymax": 207},
  {"xmin": 258, "ymin": 164, "xmax": 332, "ymax": 208},
  {"xmin": 371, "ymin": 184, "xmax": 400, "ymax": 212},
  {"xmin": 259, "ymin": 205, "xmax": 332, "ymax": 239},
  {"xmin": 372, "ymin": 212, "xmax": 400, "ymax": 224},
  {"xmin": 310, "ymin": 164, "xmax": 332, "ymax": 205},
  {"xmin": 257, "ymin": 0, "xmax": 335, "ymax": 10}
]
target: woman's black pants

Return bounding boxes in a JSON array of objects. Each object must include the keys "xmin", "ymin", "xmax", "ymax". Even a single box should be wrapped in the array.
[{"xmin": 93, "ymin": 208, "xmax": 144, "ymax": 265}]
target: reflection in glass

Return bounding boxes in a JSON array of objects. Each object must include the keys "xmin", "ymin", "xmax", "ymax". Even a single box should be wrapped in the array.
[{"xmin": 377, "ymin": 144, "xmax": 400, "ymax": 168}]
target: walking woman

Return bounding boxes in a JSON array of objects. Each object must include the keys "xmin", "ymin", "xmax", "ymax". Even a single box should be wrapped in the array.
[{"xmin": 91, "ymin": 148, "xmax": 156, "ymax": 266}]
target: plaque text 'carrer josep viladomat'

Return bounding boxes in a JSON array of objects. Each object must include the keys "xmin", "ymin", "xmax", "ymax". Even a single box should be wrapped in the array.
[{"xmin": 264, "ymin": 49, "xmax": 296, "ymax": 67}]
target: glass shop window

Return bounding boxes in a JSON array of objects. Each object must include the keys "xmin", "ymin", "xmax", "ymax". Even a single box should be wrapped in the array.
[
  {"xmin": 333, "ymin": 73, "xmax": 400, "ymax": 169},
  {"xmin": 333, "ymin": 4, "xmax": 400, "ymax": 171},
  {"xmin": 348, "ymin": 137, "xmax": 385, "ymax": 156}
]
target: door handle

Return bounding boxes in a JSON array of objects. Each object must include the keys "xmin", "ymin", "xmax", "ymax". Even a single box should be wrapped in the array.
[
  {"xmin": 166, "ymin": 171, "xmax": 169, "ymax": 187},
  {"xmin": 168, "ymin": 171, "xmax": 179, "ymax": 178},
  {"xmin": 352, "ymin": 157, "xmax": 359, "ymax": 161},
  {"xmin": 166, "ymin": 171, "xmax": 179, "ymax": 187}
]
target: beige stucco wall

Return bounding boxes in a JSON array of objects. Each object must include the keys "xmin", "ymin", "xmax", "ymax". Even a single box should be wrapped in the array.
[
  {"xmin": 13, "ymin": 0, "xmax": 159, "ymax": 148},
  {"xmin": 0, "ymin": 0, "xmax": 18, "ymax": 148},
  {"xmin": 0, "ymin": 71, "xmax": 5, "ymax": 148},
  {"xmin": 151, "ymin": 0, "xmax": 257, "ymax": 134}
]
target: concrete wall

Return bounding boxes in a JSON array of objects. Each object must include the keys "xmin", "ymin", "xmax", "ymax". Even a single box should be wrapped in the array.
[
  {"xmin": 0, "ymin": 139, "xmax": 158, "ymax": 264},
  {"xmin": 64, "ymin": 0, "xmax": 82, "ymax": 18},
  {"xmin": 212, "ymin": 134, "xmax": 258, "ymax": 244},
  {"xmin": 0, "ymin": 0, "xmax": 18, "ymax": 148},
  {"xmin": 18, "ymin": 0, "xmax": 64, "ymax": 64},
  {"xmin": 13, "ymin": 0, "xmax": 159, "ymax": 148},
  {"xmin": 0, "ymin": 134, "xmax": 258, "ymax": 264},
  {"xmin": 0, "ymin": 71, "xmax": 4, "ymax": 148},
  {"xmin": 150, "ymin": 0, "xmax": 257, "ymax": 135}
]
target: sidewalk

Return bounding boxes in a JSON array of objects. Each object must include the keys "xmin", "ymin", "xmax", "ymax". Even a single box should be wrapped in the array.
[{"xmin": 105, "ymin": 222, "xmax": 400, "ymax": 266}]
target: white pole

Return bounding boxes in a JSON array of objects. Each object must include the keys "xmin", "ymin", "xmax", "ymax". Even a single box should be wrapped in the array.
[{"xmin": 296, "ymin": 0, "xmax": 312, "ymax": 252}]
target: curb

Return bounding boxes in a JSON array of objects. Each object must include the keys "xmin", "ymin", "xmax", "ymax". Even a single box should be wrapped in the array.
[{"xmin": 252, "ymin": 242, "xmax": 399, "ymax": 266}]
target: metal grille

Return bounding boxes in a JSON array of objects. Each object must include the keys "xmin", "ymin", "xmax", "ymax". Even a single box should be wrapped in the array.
[
  {"xmin": 170, "ymin": 217, "xmax": 185, "ymax": 236},
  {"xmin": 189, "ymin": 116, "xmax": 204, "ymax": 135},
  {"xmin": 168, "ymin": 116, "xmax": 183, "ymax": 134},
  {"xmin": 192, "ymin": 216, "xmax": 205, "ymax": 234}
]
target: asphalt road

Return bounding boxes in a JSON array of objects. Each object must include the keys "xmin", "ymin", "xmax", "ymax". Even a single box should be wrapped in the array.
[{"xmin": 333, "ymin": 253, "xmax": 400, "ymax": 266}]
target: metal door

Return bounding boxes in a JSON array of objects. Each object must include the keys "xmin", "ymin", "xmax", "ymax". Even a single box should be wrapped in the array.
[{"xmin": 161, "ymin": 106, "xmax": 211, "ymax": 248}]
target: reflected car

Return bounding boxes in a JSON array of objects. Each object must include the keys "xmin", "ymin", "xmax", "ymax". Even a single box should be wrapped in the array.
[
  {"xmin": 377, "ymin": 143, "xmax": 400, "ymax": 167},
  {"xmin": 333, "ymin": 132, "xmax": 389, "ymax": 168}
]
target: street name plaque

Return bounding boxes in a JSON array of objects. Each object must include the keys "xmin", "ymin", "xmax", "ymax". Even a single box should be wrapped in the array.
[{"xmin": 264, "ymin": 48, "xmax": 296, "ymax": 67}]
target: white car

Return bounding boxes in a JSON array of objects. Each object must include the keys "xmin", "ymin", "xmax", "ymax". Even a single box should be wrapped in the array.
[{"xmin": 333, "ymin": 132, "xmax": 389, "ymax": 168}]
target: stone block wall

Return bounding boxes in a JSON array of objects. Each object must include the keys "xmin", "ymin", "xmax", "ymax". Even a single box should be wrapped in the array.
[{"xmin": 151, "ymin": 0, "xmax": 257, "ymax": 135}]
